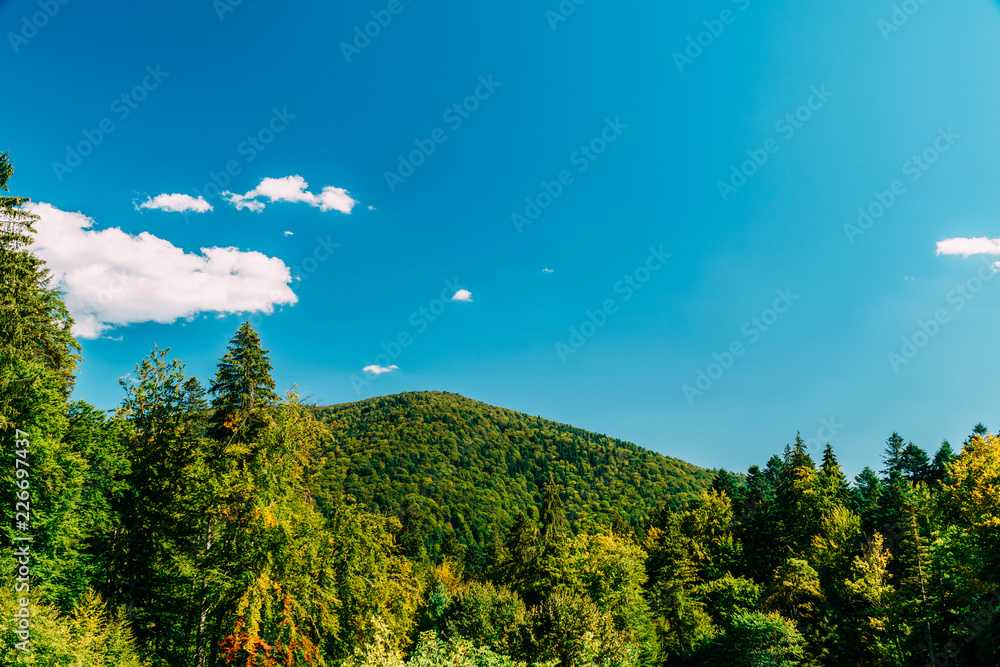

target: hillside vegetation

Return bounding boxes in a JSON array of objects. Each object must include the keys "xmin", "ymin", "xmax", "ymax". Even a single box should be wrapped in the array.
[{"xmin": 311, "ymin": 392, "xmax": 713, "ymax": 556}]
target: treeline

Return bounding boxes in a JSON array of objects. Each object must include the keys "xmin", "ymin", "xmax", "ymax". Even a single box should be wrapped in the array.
[{"xmin": 2, "ymin": 152, "xmax": 1000, "ymax": 666}]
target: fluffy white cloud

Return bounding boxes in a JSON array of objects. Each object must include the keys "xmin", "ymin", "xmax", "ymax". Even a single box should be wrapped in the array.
[
  {"xmin": 26, "ymin": 203, "xmax": 297, "ymax": 339},
  {"xmin": 936, "ymin": 237, "xmax": 1000, "ymax": 257},
  {"xmin": 223, "ymin": 175, "xmax": 356, "ymax": 214},
  {"xmin": 542, "ymin": 268, "xmax": 553, "ymax": 273},
  {"xmin": 451, "ymin": 289, "xmax": 473, "ymax": 302},
  {"xmin": 138, "ymin": 193, "xmax": 213, "ymax": 213},
  {"xmin": 284, "ymin": 231, "xmax": 294, "ymax": 236},
  {"xmin": 363, "ymin": 364, "xmax": 399, "ymax": 375}
]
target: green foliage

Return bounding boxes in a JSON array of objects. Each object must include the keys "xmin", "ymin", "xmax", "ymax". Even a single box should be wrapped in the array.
[
  {"xmin": 441, "ymin": 581, "xmax": 529, "ymax": 656},
  {"xmin": 0, "ymin": 586, "xmax": 147, "ymax": 666},
  {"xmin": 692, "ymin": 611, "xmax": 806, "ymax": 667},
  {"xmin": 311, "ymin": 392, "xmax": 714, "ymax": 557}
]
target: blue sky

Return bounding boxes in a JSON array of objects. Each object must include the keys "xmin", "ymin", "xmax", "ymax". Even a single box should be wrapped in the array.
[{"xmin": 4, "ymin": 0, "xmax": 1000, "ymax": 476}]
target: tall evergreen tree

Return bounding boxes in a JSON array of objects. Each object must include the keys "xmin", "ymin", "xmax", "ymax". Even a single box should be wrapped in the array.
[
  {"xmin": 819, "ymin": 443, "xmax": 849, "ymax": 503},
  {"xmin": 711, "ymin": 468, "xmax": 742, "ymax": 505},
  {"xmin": 0, "ymin": 152, "xmax": 79, "ymax": 401},
  {"xmin": 208, "ymin": 321, "xmax": 278, "ymax": 444},
  {"xmin": 881, "ymin": 432, "xmax": 906, "ymax": 482},
  {"xmin": 0, "ymin": 153, "xmax": 80, "ymax": 420},
  {"xmin": 538, "ymin": 471, "xmax": 566, "ymax": 550},
  {"xmin": 929, "ymin": 440, "xmax": 956, "ymax": 488},
  {"xmin": 898, "ymin": 443, "xmax": 931, "ymax": 485}
]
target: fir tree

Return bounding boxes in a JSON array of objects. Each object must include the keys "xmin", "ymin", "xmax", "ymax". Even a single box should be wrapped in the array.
[
  {"xmin": 929, "ymin": 440, "xmax": 956, "ymax": 488},
  {"xmin": 881, "ymin": 432, "xmax": 906, "ymax": 481},
  {"xmin": 208, "ymin": 321, "xmax": 278, "ymax": 444},
  {"xmin": 0, "ymin": 151, "xmax": 79, "ymax": 403}
]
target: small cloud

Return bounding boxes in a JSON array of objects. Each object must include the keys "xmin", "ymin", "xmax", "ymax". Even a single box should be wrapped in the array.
[
  {"xmin": 368, "ymin": 205, "xmax": 376, "ymax": 211},
  {"xmin": 542, "ymin": 268, "xmax": 553, "ymax": 273},
  {"xmin": 284, "ymin": 231, "xmax": 294, "ymax": 237},
  {"xmin": 363, "ymin": 364, "xmax": 399, "ymax": 375},
  {"xmin": 224, "ymin": 175, "xmax": 356, "ymax": 214},
  {"xmin": 936, "ymin": 237, "xmax": 1000, "ymax": 257},
  {"xmin": 138, "ymin": 193, "xmax": 212, "ymax": 213},
  {"xmin": 452, "ymin": 289, "xmax": 473, "ymax": 302},
  {"xmin": 904, "ymin": 276, "xmax": 914, "ymax": 281}
]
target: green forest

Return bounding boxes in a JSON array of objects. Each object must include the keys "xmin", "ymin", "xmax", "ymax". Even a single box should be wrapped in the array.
[{"xmin": 2, "ymin": 151, "xmax": 1000, "ymax": 666}]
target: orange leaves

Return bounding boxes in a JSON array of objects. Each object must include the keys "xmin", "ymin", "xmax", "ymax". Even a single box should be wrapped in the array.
[{"xmin": 219, "ymin": 573, "xmax": 324, "ymax": 667}]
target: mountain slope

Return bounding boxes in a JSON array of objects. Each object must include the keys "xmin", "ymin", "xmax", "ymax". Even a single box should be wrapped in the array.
[{"xmin": 311, "ymin": 391, "xmax": 713, "ymax": 554}]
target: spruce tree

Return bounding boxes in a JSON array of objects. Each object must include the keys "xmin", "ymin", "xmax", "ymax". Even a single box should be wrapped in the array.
[
  {"xmin": 898, "ymin": 443, "xmax": 931, "ymax": 485},
  {"xmin": 208, "ymin": 321, "xmax": 278, "ymax": 444},
  {"xmin": 881, "ymin": 432, "xmax": 906, "ymax": 481},
  {"xmin": 538, "ymin": 471, "xmax": 566, "ymax": 549},
  {"xmin": 0, "ymin": 152, "xmax": 79, "ymax": 406},
  {"xmin": 711, "ymin": 468, "xmax": 742, "ymax": 504},
  {"xmin": 819, "ymin": 443, "xmax": 850, "ymax": 503},
  {"xmin": 929, "ymin": 440, "xmax": 956, "ymax": 488}
]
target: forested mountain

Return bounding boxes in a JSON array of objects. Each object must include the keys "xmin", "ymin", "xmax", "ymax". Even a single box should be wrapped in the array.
[{"xmin": 311, "ymin": 392, "xmax": 713, "ymax": 559}]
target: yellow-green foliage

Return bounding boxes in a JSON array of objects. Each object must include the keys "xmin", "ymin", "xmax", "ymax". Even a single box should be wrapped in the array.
[{"xmin": 0, "ymin": 586, "xmax": 147, "ymax": 666}]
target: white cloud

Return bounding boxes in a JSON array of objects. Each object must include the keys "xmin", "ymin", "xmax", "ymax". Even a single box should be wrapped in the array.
[
  {"xmin": 368, "ymin": 205, "xmax": 376, "ymax": 210},
  {"xmin": 137, "ymin": 193, "xmax": 213, "ymax": 213},
  {"xmin": 451, "ymin": 289, "xmax": 473, "ymax": 302},
  {"xmin": 542, "ymin": 267, "xmax": 553, "ymax": 273},
  {"xmin": 936, "ymin": 237, "xmax": 1000, "ymax": 257},
  {"xmin": 223, "ymin": 175, "xmax": 356, "ymax": 214},
  {"xmin": 363, "ymin": 364, "xmax": 399, "ymax": 375},
  {"xmin": 26, "ymin": 202, "xmax": 297, "ymax": 339},
  {"xmin": 284, "ymin": 231, "xmax": 294, "ymax": 236}
]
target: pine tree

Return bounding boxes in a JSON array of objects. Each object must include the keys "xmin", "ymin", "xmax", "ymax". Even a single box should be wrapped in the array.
[
  {"xmin": 775, "ymin": 433, "xmax": 822, "ymax": 555},
  {"xmin": 501, "ymin": 511, "xmax": 537, "ymax": 593},
  {"xmin": 819, "ymin": 443, "xmax": 849, "ymax": 503},
  {"xmin": 538, "ymin": 471, "xmax": 566, "ymax": 550},
  {"xmin": 898, "ymin": 443, "xmax": 931, "ymax": 485},
  {"xmin": 711, "ymin": 468, "xmax": 742, "ymax": 504},
  {"xmin": 881, "ymin": 432, "xmax": 906, "ymax": 481},
  {"xmin": 208, "ymin": 321, "xmax": 278, "ymax": 445},
  {"xmin": 0, "ymin": 152, "xmax": 79, "ymax": 401},
  {"xmin": 929, "ymin": 440, "xmax": 956, "ymax": 488}
]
